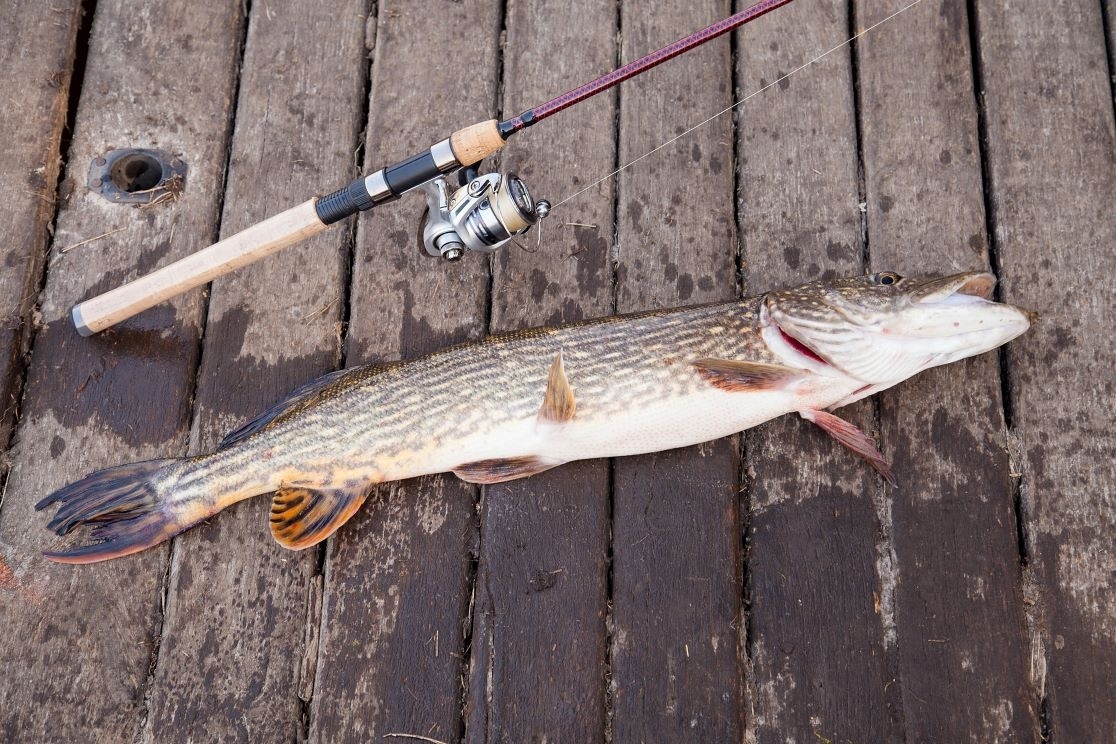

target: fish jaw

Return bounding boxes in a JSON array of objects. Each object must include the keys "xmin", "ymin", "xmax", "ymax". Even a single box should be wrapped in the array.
[{"xmin": 765, "ymin": 271, "xmax": 1032, "ymax": 384}]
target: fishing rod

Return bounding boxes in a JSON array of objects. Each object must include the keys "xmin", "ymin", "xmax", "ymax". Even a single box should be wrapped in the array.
[{"xmin": 70, "ymin": 0, "xmax": 794, "ymax": 335}]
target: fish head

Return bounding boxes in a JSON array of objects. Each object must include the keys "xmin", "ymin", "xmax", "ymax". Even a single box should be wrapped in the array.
[{"xmin": 763, "ymin": 271, "xmax": 1032, "ymax": 384}]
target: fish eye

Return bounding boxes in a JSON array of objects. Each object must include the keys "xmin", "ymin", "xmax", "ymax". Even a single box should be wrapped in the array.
[{"xmin": 875, "ymin": 272, "xmax": 901, "ymax": 286}]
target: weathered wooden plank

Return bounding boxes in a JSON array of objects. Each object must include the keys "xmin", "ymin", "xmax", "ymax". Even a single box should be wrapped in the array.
[
  {"xmin": 609, "ymin": 2, "xmax": 743, "ymax": 740},
  {"xmin": 463, "ymin": 0, "xmax": 616, "ymax": 740},
  {"xmin": 0, "ymin": 0, "xmax": 245, "ymax": 740},
  {"xmin": 975, "ymin": 0, "xmax": 1116, "ymax": 739},
  {"xmin": 0, "ymin": 1, "xmax": 81, "ymax": 449},
  {"xmin": 855, "ymin": 1, "xmax": 1040, "ymax": 739},
  {"xmin": 141, "ymin": 1, "xmax": 367, "ymax": 741},
  {"xmin": 736, "ymin": 1, "xmax": 901, "ymax": 739},
  {"xmin": 307, "ymin": 1, "xmax": 500, "ymax": 741}
]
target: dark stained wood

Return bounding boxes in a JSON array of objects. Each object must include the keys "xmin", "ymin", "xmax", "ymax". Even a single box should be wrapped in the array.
[
  {"xmin": 3, "ymin": 0, "xmax": 1116, "ymax": 738},
  {"xmin": 856, "ymin": 1, "xmax": 1040, "ymax": 739},
  {"xmin": 975, "ymin": 0, "xmax": 1116, "ymax": 739},
  {"xmin": 463, "ymin": 0, "xmax": 616, "ymax": 740},
  {"xmin": 307, "ymin": 1, "xmax": 500, "ymax": 741},
  {"xmin": 142, "ymin": 1, "xmax": 367, "ymax": 740},
  {"xmin": 0, "ymin": 0, "xmax": 81, "ymax": 449},
  {"xmin": 735, "ymin": 0, "xmax": 901, "ymax": 739},
  {"xmin": 609, "ymin": 1, "xmax": 743, "ymax": 740},
  {"xmin": 0, "ymin": 1, "xmax": 245, "ymax": 741}
]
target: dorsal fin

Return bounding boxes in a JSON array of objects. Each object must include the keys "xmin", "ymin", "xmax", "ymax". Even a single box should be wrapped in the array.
[
  {"xmin": 692, "ymin": 358, "xmax": 801, "ymax": 392},
  {"xmin": 269, "ymin": 485, "xmax": 370, "ymax": 550},
  {"xmin": 218, "ymin": 368, "xmax": 352, "ymax": 450},
  {"xmin": 538, "ymin": 351, "xmax": 576, "ymax": 424}
]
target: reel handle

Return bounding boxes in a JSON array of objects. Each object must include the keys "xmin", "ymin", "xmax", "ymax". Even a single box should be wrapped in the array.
[{"xmin": 71, "ymin": 199, "xmax": 328, "ymax": 335}]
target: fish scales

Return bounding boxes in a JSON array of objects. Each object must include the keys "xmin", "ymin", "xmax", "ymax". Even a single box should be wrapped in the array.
[
  {"xmin": 261, "ymin": 300, "xmax": 768, "ymax": 452},
  {"xmin": 36, "ymin": 272, "xmax": 1031, "ymax": 563}
]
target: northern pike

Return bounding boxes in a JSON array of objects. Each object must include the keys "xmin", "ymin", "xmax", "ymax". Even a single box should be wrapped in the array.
[{"xmin": 38, "ymin": 271, "xmax": 1030, "ymax": 563}]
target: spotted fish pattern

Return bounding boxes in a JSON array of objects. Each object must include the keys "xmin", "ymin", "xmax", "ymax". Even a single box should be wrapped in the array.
[{"xmin": 37, "ymin": 272, "xmax": 1031, "ymax": 563}]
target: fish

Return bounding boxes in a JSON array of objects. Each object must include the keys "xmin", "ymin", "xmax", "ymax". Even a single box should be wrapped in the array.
[{"xmin": 36, "ymin": 271, "xmax": 1031, "ymax": 563}]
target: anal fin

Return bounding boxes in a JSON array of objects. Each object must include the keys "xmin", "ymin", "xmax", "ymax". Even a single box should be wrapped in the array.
[
  {"xmin": 453, "ymin": 456, "xmax": 562, "ymax": 485},
  {"xmin": 269, "ymin": 485, "xmax": 370, "ymax": 550},
  {"xmin": 800, "ymin": 408, "xmax": 897, "ymax": 487},
  {"xmin": 693, "ymin": 358, "xmax": 802, "ymax": 392}
]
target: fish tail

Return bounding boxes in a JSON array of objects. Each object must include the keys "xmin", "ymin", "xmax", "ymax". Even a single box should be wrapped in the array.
[{"xmin": 35, "ymin": 458, "xmax": 206, "ymax": 564}]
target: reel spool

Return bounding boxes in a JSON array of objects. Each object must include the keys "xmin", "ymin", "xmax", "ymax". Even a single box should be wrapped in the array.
[{"xmin": 419, "ymin": 172, "xmax": 550, "ymax": 260}]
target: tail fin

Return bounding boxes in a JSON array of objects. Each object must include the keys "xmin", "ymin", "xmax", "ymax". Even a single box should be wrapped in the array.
[{"xmin": 35, "ymin": 458, "xmax": 191, "ymax": 564}]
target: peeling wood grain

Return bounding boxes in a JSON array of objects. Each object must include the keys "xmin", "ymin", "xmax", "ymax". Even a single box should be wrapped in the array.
[
  {"xmin": 463, "ymin": 0, "xmax": 616, "ymax": 740},
  {"xmin": 609, "ymin": 1, "xmax": 743, "ymax": 740},
  {"xmin": 976, "ymin": 0, "xmax": 1116, "ymax": 739},
  {"xmin": 0, "ymin": 0, "xmax": 246, "ymax": 740},
  {"xmin": 856, "ymin": 0, "xmax": 1040, "ymax": 739},
  {"xmin": 307, "ymin": 1, "xmax": 500, "ymax": 741},
  {"xmin": 0, "ymin": 0, "xmax": 82, "ymax": 450},
  {"xmin": 141, "ymin": 1, "xmax": 367, "ymax": 740},
  {"xmin": 736, "ymin": 0, "xmax": 901, "ymax": 739},
  {"xmin": 2, "ymin": 0, "xmax": 1115, "ymax": 739}
]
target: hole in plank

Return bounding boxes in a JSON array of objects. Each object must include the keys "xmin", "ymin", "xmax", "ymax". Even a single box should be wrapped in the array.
[{"xmin": 108, "ymin": 153, "xmax": 164, "ymax": 193}]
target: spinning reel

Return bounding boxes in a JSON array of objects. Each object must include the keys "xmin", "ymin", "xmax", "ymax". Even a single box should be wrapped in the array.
[{"xmin": 418, "ymin": 170, "xmax": 550, "ymax": 260}]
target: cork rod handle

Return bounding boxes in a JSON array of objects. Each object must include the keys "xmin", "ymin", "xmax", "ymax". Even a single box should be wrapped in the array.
[
  {"xmin": 449, "ymin": 119, "xmax": 506, "ymax": 166},
  {"xmin": 72, "ymin": 199, "xmax": 328, "ymax": 335}
]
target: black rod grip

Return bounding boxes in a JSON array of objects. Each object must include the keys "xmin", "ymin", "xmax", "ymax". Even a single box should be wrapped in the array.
[
  {"xmin": 384, "ymin": 152, "xmax": 440, "ymax": 195},
  {"xmin": 315, "ymin": 178, "xmax": 375, "ymax": 224}
]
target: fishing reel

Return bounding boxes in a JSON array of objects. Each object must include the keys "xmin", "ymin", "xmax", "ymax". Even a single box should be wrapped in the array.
[{"xmin": 419, "ymin": 171, "xmax": 550, "ymax": 260}]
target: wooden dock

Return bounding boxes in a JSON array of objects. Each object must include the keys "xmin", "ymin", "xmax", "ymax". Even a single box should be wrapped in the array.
[{"xmin": 2, "ymin": 0, "xmax": 1114, "ymax": 741}]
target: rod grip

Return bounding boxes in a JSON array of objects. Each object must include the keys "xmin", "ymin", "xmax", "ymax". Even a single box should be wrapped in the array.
[
  {"xmin": 449, "ymin": 119, "xmax": 505, "ymax": 166},
  {"xmin": 71, "ymin": 198, "xmax": 329, "ymax": 335}
]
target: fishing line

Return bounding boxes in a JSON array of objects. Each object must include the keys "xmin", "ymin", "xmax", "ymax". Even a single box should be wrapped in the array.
[
  {"xmin": 550, "ymin": 0, "xmax": 925, "ymax": 211},
  {"xmin": 74, "ymin": 0, "xmax": 924, "ymax": 333}
]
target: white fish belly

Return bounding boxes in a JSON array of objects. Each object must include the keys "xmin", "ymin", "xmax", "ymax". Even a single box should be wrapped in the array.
[{"xmin": 424, "ymin": 376, "xmax": 860, "ymax": 475}]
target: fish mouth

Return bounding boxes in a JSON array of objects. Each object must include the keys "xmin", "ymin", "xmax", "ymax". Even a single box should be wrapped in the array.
[
  {"xmin": 764, "ymin": 271, "xmax": 1033, "ymax": 382},
  {"xmin": 911, "ymin": 272, "xmax": 996, "ymax": 303}
]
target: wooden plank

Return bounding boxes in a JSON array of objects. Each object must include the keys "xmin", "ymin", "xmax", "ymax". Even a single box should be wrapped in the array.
[
  {"xmin": 306, "ymin": 1, "xmax": 501, "ymax": 741},
  {"xmin": 0, "ymin": 0, "xmax": 81, "ymax": 448},
  {"xmin": 975, "ymin": 0, "xmax": 1116, "ymax": 739},
  {"xmin": 735, "ymin": 1, "xmax": 901, "ymax": 739},
  {"xmin": 855, "ymin": 1, "xmax": 1040, "ymax": 739},
  {"xmin": 463, "ymin": 0, "xmax": 616, "ymax": 740},
  {"xmin": 140, "ymin": 1, "xmax": 367, "ymax": 740},
  {"xmin": 609, "ymin": 1, "xmax": 743, "ymax": 740},
  {"xmin": 0, "ymin": 0, "xmax": 245, "ymax": 740}
]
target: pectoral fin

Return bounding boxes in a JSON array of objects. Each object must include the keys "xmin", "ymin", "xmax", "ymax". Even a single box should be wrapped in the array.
[
  {"xmin": 538, "ymin": 351, "xmax": 576, "ymax": 424},
  {"xmin": 269, "ymin": 485, "xmax": 370, "ymax": 549},
  {"xmin": 453, "ymin": 456, "xmax": 562, "ymax": 485},
  {"xmin": 800, "ymin": 408, "xmax": 897, "ymax": 487},
  {"xmin": 693, "ymin": 358, "xmax": 802, "ymax": 392}
]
